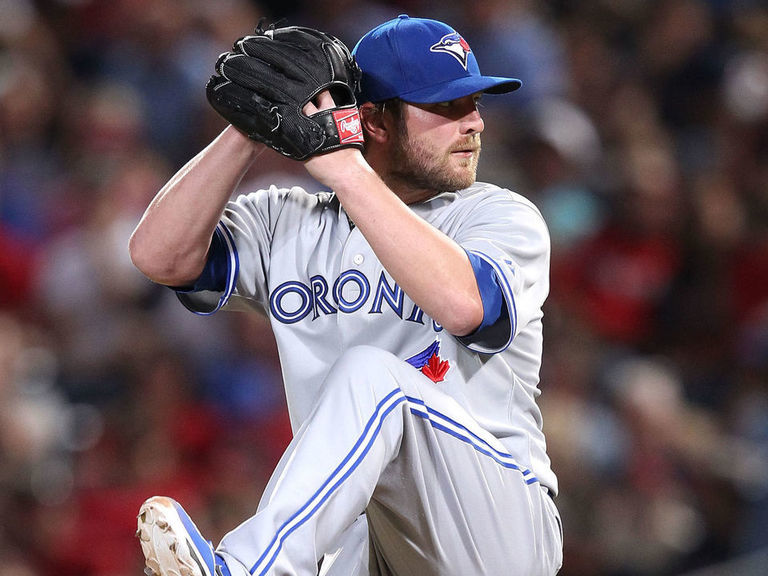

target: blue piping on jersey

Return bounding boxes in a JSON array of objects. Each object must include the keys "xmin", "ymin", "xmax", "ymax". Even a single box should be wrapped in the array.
[
  {"xmin": 218, "ymin": 223, "xmax": 239, "ymax": 310},
  {"xmin": 405, "ymin": 396, "xmax": 537, "ymax": 483},
  {"xmin": 249, "ymin": 387, "xmax": 538, "ymax": 575}
]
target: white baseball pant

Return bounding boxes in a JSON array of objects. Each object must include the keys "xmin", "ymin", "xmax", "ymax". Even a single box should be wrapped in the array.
[{"xmin": 216, "ymin": 346, "xmax": 563, "ymax": 575}]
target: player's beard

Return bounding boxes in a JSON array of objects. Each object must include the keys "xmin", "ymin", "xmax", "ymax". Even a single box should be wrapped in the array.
[{"xmin": 387, "ymin": 123, "xmax": 481, "ymax": 200}]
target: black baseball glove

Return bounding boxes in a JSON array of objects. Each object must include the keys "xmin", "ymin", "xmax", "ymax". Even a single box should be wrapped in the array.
[{"xmin": 206, "ymin": 24, "xmax": 364, "ymax": 160}]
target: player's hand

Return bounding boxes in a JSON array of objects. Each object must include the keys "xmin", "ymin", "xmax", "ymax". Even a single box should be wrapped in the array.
[
  {"xmin": 302, "ymin": 90, "xmax": 336, "ymax": 116},
  {"xmin": 205, "ymin": 25, "xmax": 364, "ymax": 161},
  {"xmin": 303, "ymin": 91, "xmax": 368, "ymax": 188}
]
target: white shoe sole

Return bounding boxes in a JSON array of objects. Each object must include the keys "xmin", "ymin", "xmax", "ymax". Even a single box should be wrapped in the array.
[{"xmin": 136, "ymin": 496, "xmax": 213, "ymax": 576}]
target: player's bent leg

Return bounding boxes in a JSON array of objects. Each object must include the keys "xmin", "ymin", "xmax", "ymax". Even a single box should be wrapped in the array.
[
  {"xmin": 335, "ymin": 347, "xmax": 562, "ymax": 575},
  {"xmin": 137, "ymin": 497, "xmax": 239, "ymax": 576},
  {"xmin": 195, "ymin": 345, "xmax": 560, "ymax": 576},
  {"xmin": 367, "ymin": 399, "xmax": 562, "ymax": 575},
  {"xmin": 366, "ymin": 366, "xmax": 562, "ymax": 576},
  {"xmin": 216, "ymin": 345, "xmax": 425, "ymax": 575}
]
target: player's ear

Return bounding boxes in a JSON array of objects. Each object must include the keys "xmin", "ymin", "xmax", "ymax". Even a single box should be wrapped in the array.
[{"xmin": 360, "ymin": 102, "xmax": 390, "ymax": 144}]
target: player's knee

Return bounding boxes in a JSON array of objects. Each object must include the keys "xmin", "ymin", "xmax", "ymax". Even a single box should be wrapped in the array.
[
  {"xmin": 326, "ymin": 346, "xmax": 408, "ymax": 396},
  {"xmin": 332, "ymin": 345, "xmax": 400, "ymax": 377}
]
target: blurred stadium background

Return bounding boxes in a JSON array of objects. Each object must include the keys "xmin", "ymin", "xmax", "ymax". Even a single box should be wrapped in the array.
[{"xmin": 1, "ymin": 0, "xmax": 767, "ymax": 574}]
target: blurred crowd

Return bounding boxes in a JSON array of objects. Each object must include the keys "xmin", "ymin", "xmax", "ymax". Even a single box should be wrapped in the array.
[{"xmin": 1, "ymin": 0, "xmax": 767, "ymax": 575}]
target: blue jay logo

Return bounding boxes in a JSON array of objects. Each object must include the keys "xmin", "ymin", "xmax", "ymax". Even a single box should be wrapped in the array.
[{"xmin": 430, "ymin": 32, "xmax": 472, "ymax": 70}]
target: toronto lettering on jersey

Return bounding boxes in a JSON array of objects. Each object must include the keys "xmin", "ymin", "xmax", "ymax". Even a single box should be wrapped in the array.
[{"xmin": 269, "ymin": 269, "xmax": 443, "ymax": 332}]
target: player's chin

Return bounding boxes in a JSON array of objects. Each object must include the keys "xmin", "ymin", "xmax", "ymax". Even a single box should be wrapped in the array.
[
  {"xmin": 449, "ymin": 157, "xmax": 478, "ymax": 186},
  {"xmin": 446, "ymin": 169, "xmax": 477, "ymax": 192}
]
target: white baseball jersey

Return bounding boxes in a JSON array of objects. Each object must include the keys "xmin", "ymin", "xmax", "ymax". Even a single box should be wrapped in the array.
[{"xmin": 178, "ymin": 181, "xmax": 557, "ymax": 497}]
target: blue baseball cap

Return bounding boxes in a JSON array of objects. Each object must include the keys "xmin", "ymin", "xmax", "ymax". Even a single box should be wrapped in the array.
[{"xmin": 352, "ymin": 14, "xmax": 522, "ymax": 104}]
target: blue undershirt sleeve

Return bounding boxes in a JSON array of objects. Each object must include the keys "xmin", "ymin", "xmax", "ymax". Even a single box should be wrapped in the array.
[
  {"xmin": 173, "ymin": 229, "xmax": 229, "ymax": 294},
  {"xmin": 466, "ymin": 250, "xmax": 504, "ymax": 330},
  {"xmin": 456, "ymin": 250, "xmax": 511, "ymax": 351}
]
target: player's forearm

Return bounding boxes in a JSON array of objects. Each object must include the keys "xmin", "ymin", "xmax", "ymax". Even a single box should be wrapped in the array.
[
  {"xmin": 130, "ymin": 126, "xmax": 263, "ymax": 286},
  {"xmin": 328, "ymin": 154, "xmax": 484, "ymax": 336}
]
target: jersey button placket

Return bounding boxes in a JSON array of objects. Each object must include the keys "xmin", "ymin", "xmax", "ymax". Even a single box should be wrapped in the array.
[{"xmin": 337, "ymin": 230, "xmax": 374, "ymax": 348}]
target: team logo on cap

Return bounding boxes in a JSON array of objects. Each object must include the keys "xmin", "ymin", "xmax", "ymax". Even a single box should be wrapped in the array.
[{"xmin": 430, "ymin": 32, "xmax": 471, "ymax": 70}]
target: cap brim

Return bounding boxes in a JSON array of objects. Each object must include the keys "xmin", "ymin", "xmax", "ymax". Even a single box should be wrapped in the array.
[{"xmin": 398, "ymin": 76, "xmax": 522, "ymax": 104}]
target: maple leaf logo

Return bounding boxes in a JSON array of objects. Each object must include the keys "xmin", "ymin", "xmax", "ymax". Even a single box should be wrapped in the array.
[{"xmin": 421, "ymin": 353, "xmax": 450, "ymax": 383}]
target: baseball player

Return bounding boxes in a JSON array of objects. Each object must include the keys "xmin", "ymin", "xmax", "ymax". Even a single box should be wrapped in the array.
[{"xmin": 132, "ymin": 15, "xmax": 562, "ymax": 576}]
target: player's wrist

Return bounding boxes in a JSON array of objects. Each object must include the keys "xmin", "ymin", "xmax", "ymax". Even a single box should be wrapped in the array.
[
  {"xmin": 219, "ymin": 125, "xmax": 267, "ymax": 160},
  {"xmin": 304, "ymin": 147, "xmax": 372, "ymax": 191}
]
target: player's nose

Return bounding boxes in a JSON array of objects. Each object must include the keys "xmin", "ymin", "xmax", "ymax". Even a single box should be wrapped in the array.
[
  {"xmin": 458, "ymin": 97, "xmax": 484, "ymax": 135},
  {"xmin": 461, "ymin": 107, "xmax": 484, "ymax": 135}
]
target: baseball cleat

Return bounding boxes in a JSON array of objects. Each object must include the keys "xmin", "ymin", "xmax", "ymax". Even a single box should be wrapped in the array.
[{"xmin": 136, "ymin": 496, "xmax": 230, "ymax": 576}]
